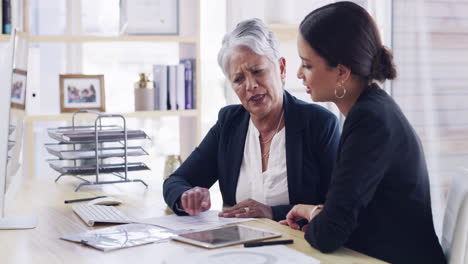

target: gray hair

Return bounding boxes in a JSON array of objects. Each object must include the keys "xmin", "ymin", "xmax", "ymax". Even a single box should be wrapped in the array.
[{"xmin": 217, "ymin": 18, "xmax": 281, "ymax": 76}]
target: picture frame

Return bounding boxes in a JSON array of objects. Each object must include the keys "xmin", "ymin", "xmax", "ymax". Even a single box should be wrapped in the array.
[
  {"xmin": 11, "ymin": 69, "xmax": 27, "ymax": 110},
  {"xmin": 120, "ymin": 0, "xmax": 179, "ymax": 35},
  {"xmin": 59, "ymin": 74, "xmax": 105, "ymax": 113}
]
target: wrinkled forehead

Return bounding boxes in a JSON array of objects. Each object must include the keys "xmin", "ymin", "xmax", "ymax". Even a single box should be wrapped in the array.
[{"xmin": 226, "ymin": 46, "xmax": 274, "ymax": 74}]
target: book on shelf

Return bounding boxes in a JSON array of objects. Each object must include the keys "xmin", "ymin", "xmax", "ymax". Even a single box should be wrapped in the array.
[
  {"xmin": 49, "ymin": 161, "xmax": 150, "ymax": 175},
  {"xmin": 150, "ymin": 59, "xmax": 195, "ymax": 111},
  {"xmin": 46, "ymin": 146, "xmax": 148, "ymax": 160},
  {"xmin": 0, "ymin": 1, "xmax": 2, "ymax": 35},
  {"xmin": 176, "ymin": 64, "xmax": 185, "ymax": 110},
  {"xmin": 180, "ymin": 58, "xmax": 195, "ymax": 109},
  {"xmin": 2, "ymin": 0, "xmax": 11, "ymax": 34},
  {"xmin": 153, "ymin": 64, "xmax": 168, "ymax": 110},
  {"xmin": 48, "ymin": 129, "xmax": 149, "ymax": 143},
  {"xmin": 168, "ymin": 65, "xmax": 177, "ymax": 110}
]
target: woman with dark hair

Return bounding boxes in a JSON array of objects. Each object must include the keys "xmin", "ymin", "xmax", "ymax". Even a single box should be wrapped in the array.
[{"xmin": 280, "ymin": 2, "xmax": 446, "ymax": 263}]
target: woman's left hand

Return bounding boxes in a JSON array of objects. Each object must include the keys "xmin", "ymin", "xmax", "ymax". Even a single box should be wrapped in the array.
[
  {"xmin": 279, "ymin": 204, "xmax": 323, "ymax": 231},
  {"xmin": 219, "ymin": 198, "xmax": 273, "ymax": 219}
]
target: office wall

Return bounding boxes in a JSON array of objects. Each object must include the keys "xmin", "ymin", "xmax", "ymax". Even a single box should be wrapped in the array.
[{"xmin": 392, "ymin": 0, "xmax": 468, "ymax": 234}]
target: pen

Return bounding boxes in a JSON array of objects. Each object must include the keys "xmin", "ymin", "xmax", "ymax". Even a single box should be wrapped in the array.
[
  {"xmin": 244, "ymin": 239, "xmax": 294, "ymax": 248},
  {"xmin": 64, "ymin": 196, "xmax": 107, "ymax": 204}
]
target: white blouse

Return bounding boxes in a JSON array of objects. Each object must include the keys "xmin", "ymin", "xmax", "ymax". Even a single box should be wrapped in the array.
[{"xmin": 235, "ymin": 119, "xmax": 289, "ymax": 206}]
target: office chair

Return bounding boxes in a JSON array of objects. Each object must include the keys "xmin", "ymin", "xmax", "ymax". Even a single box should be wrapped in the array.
[{"xmin": 442, "ymin": 173, "xmax": 468, "ymax": 264}]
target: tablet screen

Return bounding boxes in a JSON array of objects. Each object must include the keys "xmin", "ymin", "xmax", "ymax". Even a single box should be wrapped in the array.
[{"xmin": 173, "ymin": 225, "xmax": 281, "ymax": 248}]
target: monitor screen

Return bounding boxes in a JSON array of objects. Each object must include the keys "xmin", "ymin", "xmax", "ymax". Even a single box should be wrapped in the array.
[{"xmin": 0, "ymin": 29, "xmax": 36, "ymax": 229}]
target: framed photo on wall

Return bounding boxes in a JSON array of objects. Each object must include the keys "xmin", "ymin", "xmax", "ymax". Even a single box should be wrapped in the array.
[
  {"xmin": 60, "ymin": 74, "xmax": 106, "ymax": 113},
  {"xmin": 11, "ymin": 69, "xmax": 27, "ymax": 110},
  {"xmin": 120, "ymin": 0, "xmax": 179, "ymax": 35}
]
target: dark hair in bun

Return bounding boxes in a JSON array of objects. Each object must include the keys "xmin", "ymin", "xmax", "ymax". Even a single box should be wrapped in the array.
[{"xmin": 299, "ymin": 1, "xmax": 397, "ymax": 82}]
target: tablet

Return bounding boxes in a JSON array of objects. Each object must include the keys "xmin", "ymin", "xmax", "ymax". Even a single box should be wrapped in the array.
[{"xmin": 172, "ymin": 225, "xmax": 281, "ymax": 249}]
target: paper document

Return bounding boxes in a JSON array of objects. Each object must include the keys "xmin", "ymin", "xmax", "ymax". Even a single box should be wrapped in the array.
[
  {"xmin": 61, "ymin": 223, "xmax": 176, "ymax": 251},
  {"xmin": 165, "ymin": 245, "xmax": 320, "ymax": 264},
  {"xmin": 136, "ymin": 210, "xmax": 255, "ymax": 233}
]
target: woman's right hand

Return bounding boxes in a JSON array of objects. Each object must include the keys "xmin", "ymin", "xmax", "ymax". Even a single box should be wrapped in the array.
[{"xmin": 180, "ymin": 187, "xmax": 211, "ymax": 215}]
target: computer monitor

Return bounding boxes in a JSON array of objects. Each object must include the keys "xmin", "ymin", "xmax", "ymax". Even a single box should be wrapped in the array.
[{"xmin": 0, "ymin": 29, "xmax": 37, "ymax": 229}]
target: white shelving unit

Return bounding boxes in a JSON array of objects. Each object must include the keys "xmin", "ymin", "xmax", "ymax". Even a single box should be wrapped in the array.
[{"xmin": 3, "ymin": 0, "xmax": 202, "ymax": 178}]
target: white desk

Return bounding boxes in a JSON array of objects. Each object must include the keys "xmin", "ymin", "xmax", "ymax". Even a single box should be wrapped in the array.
[{"xmin": 0, "ymin": 172, "xmax": 386, "ymax": 264}]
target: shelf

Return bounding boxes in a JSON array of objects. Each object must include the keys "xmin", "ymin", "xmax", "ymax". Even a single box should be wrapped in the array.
[
  {"xmin": 23, "ymin": 109, "xmax": 199, "ymax": 122},
  {"xmin": 0, "ymin": 34, "xmax": 197, "ymax": 43},
  {"xmin": 30, "ymin": 35, "xmax": 198, "ymax": 43},
  {"xmin": 0, "ymin": 34, "xmax": 11, "ymax": 42},
  {"xmin": 269, "ymin": 24, "xmax": 298, "ymax": 41}
]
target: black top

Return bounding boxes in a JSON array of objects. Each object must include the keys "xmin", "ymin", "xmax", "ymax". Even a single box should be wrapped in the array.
[
  {"xmin": 305, "ymin": 84, "xmax": 446, "ymax": 263},
  {"xmin": 163, "ymin": 91, "xmax": 341, "ymax": 221}
]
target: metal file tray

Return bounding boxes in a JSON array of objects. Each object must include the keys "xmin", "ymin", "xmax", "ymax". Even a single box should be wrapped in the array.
[
  {"xmin": 48, "ymin": 128, "xmax": 149, "ymax": 143},
  {"xmin": 49, "ymin": 161, "xmax": 150, "ymax": 175},
  {"xmin": 9, "ymin": 125, "xmax": 15, "ymax": 136},
  {"xmin": 8, "ymin": 140, "xmax": 15, "ymax": 151},
  {"xmin": 46, "ymin": 145, "xmax": 148, "ymax": 160},
  {"xmin": 47, "ymin": 110, "xmax": 150, "ymax": 191}
]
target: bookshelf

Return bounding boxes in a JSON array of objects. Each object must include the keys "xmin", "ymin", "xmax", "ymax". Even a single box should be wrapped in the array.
[
  {"xmin": 0, "ymin": 34, "xmax": 10, "ymax": 41},
  {"xmin": 28, "ymin": 35, "xmax": 198, "ymax": 43},
  {"xmin": 4, "ymin": 0, "xmax": 202, "ymax": 178},
  {"xmin": 269, "ymin": 24, "xmax": 299, "ymax": 41}
]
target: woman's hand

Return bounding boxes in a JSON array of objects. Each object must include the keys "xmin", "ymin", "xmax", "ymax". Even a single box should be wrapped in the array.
[
  {"xmin": 180, "ymin": 187, "xmax": 211, "ymax": 215},
  {"xmin": 219, "ymin": 198, "xmax": 273, "ymax": 219},
  {"xmin": 279, "ymin": 204, "xmax": 323, "ymax": 231}
]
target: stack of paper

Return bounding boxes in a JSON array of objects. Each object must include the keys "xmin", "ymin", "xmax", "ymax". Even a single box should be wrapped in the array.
[{"xmin": 135, "ymin": 210, "xmax": 255, "ymax": 233}]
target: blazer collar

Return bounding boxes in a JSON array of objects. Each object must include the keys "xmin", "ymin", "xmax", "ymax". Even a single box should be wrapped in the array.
[
  {"xmin": 283, "ymin": 90, "xmax": 305, "ymax": 203},
  {"xmin": 283, "ymin": 90, "xmax": 306, "ymax": 134},
  {"xmin": 225, "ymin": 111, "xmax": 249, "ymax": 205}
]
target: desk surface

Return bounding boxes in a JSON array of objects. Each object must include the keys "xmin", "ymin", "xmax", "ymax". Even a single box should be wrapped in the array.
[{"xmin": 0, "ymin": 172, "xmax": 386, "ymax": 264}]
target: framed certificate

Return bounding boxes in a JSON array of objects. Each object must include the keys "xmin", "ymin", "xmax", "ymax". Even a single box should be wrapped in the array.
[{"xmin": 120, "ymin": 0, "xmax": 179, "ymax": 35}]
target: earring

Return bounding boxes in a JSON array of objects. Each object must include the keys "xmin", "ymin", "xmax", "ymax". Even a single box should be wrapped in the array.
[{"xmin": 334, "ymin": 81, "xmax": 346, "ymax": 99}]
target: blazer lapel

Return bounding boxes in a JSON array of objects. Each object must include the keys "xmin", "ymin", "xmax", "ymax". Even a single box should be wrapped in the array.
[
  {"xmin": 284, "ymin": 91, "xmax": 305, "ymax": 204},
  {"xmin": 224, "ymin": 111, "xmax": 250, "ymax": 205}
]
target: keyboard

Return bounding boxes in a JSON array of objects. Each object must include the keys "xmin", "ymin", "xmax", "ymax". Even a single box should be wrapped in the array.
[{"xmin": 72, "ymin": 204, "xmax": 133, "ymax": 227}]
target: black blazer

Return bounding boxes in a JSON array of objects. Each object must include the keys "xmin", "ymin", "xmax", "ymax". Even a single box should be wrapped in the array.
[
  {"xmin": 305, "ymin": 85, "xmax": 446, "ymax": 264},
  {"xmin": 163, "ymin": 91, "xmax": 340, "ymax": 221}
]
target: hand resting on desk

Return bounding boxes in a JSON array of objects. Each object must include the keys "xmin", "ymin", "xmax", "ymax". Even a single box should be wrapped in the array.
[
  {"xmin": 279, "ymin": 204, "xmax": 323, "ymax": 232},
  {"xmin": 180, "ymin": 186, "xmax": 211, "ymax": 215},
  {"xmin": 218, "ymin": 198, "xmax": 273, "ymax": 219}
]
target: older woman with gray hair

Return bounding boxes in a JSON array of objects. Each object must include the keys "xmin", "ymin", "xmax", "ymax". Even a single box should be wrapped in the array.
[{"xmin": 163, "ymin": 18, "xmax": 340, "ymax": 221}]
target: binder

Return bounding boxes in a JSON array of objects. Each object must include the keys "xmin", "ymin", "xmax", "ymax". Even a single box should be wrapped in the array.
[
  {"xmin": 176, "ymin": 64, "xmax": 185, "ymax": 110},
  {"xmin": 180, "ymin": 58, "xmax": 195, "ymax": 109},
  {"xmin": 153, "ymin": 65, "xmax": 167, "ymax": 110},
  {"xmin": 168, "ymin": 65, "xmax": 177, "ymax": 110}
]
